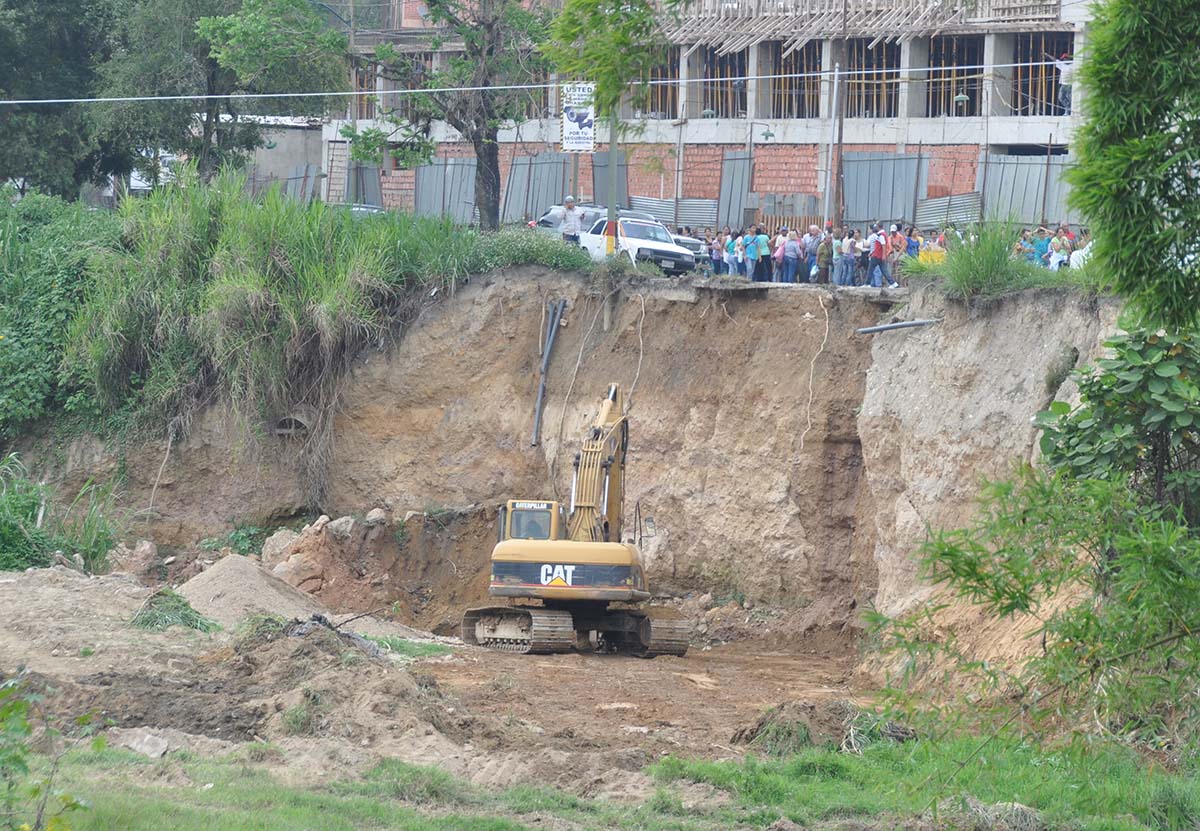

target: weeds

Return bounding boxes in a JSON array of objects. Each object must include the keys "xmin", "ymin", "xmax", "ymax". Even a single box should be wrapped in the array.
[
  {"xmin": 344, "ymin": 760, "xmax": 478, "ymax": 805},
  {"xmin": 903, "ymin": 222, "xmax": 1111, "ymax": 300},
  {"xmin": 200, "ymin": 524, "xmax": 270, "ymax": 556},
  {"xmin": 365, "ymin": 635, "xmax": 452, "ymax": 660},
  {"xmin": 130, "ymin": 589, "xmax": 219, "ymax": 633},
  {"xmin": 281, "ymin": 689, "xmax": 325, "ymax": 735},
  {"xmin": 0, "ymin": 453, "xmax": 120, "ymax": 573}
]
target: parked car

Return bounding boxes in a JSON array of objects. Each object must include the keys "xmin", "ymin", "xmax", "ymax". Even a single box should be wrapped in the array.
[
  {"xmin": 671, "ymin": 233, "xmax": 706, "ymax": 257},
  {"xmin": 578, "ymin": 216, "xmax": 696, "ymax": 274}
]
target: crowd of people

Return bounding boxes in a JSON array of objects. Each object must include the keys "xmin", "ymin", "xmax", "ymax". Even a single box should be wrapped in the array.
[
  {"xmin": 688, "ymin": 222, "xmax": 944, "ymax": 288},
  {"xmin": 1013, "ymin": 224, "xmax": 1092, "ymax": 270},
  {"xmin": 677, "ymin": 219, "xmax": 1093, "ymax": 286}
]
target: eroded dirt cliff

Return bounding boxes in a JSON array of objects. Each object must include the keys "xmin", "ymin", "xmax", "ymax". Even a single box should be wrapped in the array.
[{"xmin": 25, "ymin": 270, "xmax": 1120, "ymax": 637}]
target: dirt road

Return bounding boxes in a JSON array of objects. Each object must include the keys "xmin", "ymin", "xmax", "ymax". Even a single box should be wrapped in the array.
[{"xmin": 423, "ymin": 640, "xmax": 857, "ymax": 762}]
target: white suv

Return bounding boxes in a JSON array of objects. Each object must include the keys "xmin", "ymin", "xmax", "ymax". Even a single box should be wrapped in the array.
[{"xmin": 578, "ymin": 216, "xmax": 696, "ymax": 274}]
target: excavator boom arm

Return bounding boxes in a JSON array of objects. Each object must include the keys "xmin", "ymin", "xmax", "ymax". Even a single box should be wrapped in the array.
[{"xmin": 566, "ymin": 384, "xmax": 628, "ymax": 543}]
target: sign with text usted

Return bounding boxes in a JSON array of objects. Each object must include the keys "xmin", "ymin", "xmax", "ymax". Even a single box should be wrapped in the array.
[{"xmin": 560, "ymin": 83, "xmax": 596, "ymax": 153}]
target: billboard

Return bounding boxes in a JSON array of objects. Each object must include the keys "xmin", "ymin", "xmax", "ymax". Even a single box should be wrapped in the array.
[{"xmin": 560, "ymin": 83, "xmax": 596, "ymax": 153}]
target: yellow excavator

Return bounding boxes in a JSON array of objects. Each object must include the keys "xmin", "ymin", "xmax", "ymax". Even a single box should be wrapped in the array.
[{"xmin": 462, "ymin": 384, "xmax": 689, "ymax": 657}]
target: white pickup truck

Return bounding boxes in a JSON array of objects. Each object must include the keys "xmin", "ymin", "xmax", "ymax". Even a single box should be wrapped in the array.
[{"xmin": 578, "ymin": 216, "xmax": 696, "ymax": 274}]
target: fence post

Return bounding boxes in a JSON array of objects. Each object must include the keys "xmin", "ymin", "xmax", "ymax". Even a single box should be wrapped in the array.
[
  {"xmin": 1040, "ymin": 133, "xmax": 1052, "ymax": 227},
  {"xmin": 911, "ymin": 142, "xmax": 922, "ymax": 225}
]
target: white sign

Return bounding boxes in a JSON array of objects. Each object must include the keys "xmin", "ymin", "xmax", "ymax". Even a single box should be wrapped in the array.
[{"xmin": 560, "ymin": 83, "xmax": 596, "ymax": 153}]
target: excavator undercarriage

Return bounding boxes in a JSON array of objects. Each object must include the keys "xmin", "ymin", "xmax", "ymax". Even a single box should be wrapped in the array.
[{"xmin": 461, "ymin": 604, "xmax": 690, "ymax": 657}]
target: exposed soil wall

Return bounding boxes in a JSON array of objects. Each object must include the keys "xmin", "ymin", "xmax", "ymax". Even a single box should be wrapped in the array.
[
  {"xmin": 329, "ymin": 271, "xmax": 882, "ymax": 624},
  {"xmin": 857, "ymin": 284, "xmax": 1120, "ymax": 619},
  {"xmin": 23, "ymin": 270, "xmax": 1121, "ymax": 639}
]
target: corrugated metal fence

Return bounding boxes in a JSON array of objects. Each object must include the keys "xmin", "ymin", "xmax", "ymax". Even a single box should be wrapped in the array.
[
  {"xmin": 502, "ymin": 152, "xmax": 571, "ymax": 224},
  {"xmin": 414, "ymin": 157, "xmax": 477, "ymax": 224},
  {"xmin": 628, "ymin": 196, "xmax": 719, "ymax": 229}
]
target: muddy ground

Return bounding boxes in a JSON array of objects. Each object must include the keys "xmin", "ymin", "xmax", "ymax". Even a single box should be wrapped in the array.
[{"xmin": 0, "ymin": 563, "xmax": 862, "ymax": 800}]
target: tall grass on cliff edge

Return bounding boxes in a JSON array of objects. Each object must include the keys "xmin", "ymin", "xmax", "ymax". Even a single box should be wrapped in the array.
[
  {"xmin": 903, "ymin": 221, "xmax": 1072, "ymax": 299},
  {"xmin": 67, "ymin": 167, "xmax": 590, "ymax": 500}
]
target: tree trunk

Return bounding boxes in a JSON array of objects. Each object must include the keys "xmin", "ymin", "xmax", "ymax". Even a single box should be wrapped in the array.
[{"xmin": 472, "ymin": 133, "xmax": 502, "ymax": 231}]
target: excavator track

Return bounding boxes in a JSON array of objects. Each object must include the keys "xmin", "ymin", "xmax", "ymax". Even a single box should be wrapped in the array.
[
  {"xmin": 630, "ymin": 614, "xmax": 691, "ymax": 658},
  {"xmin": 461, "ymin": 606, "xmax": 575, "ymax": 654}
]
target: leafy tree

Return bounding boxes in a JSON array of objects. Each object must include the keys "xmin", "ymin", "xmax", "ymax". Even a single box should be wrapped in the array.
[
  {"xmin": 1037, "ymin": 330, "xmax": 1200, "ymax": 523},
  {"xmin": 96, "ymin": 0, "xmax": 346, "ymax": 181},
  {"xmin": 543, "ymin": 0, "xmax": 665, "ymax": 127},
  {"xmin": 0, "ymin": 0, "xmax": 127, "ymax": 197},
  {"xmin": 358, "ymin": 0, "xmax": 552, "ymax": 229},
  {"xmin": 1068, "ymin": 0, "xmax": 1200, "ymax": 329},
  {"xmin": 543, "ymin": 0, "xmax": 665, "ymax": 238}
]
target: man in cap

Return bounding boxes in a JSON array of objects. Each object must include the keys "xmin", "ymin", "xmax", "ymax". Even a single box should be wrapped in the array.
[{"xmin": 561, "ymin": 196, "xmax": 583, "ymax": 245}]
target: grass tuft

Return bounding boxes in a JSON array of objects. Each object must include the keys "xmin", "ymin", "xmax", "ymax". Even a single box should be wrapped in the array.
[
  {"xmin": 902, "ymin": 222, "xmax": 1109, "ymax": 300},
  {"xmin": 131, "ymin": 588, "xmax": 219, "ymax": 633},
  {"xmin": 366, "ymin": 635, "xmax": 453, "ymax": 659}
]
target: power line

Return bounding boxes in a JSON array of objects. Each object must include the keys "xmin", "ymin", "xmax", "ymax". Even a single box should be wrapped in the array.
[{"xmin": 0, "ymin": 60, "xmax": 1067, "ymax": 107}]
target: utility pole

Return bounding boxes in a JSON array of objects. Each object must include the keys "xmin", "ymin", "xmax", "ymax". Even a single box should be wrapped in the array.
[
  {"xmin": 348, "ymin": 0, "xmax": 358, "ymax": 202},
  {"xmin": 831, "ymin": 0, "xmax": 848, "ymax": 227},
  {"xmin": 604, "ymin": 109, "xmax": 620, "ymax": 332}
]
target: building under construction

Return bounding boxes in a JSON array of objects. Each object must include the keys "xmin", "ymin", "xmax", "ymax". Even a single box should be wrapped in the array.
[{"xmin": 320, "ymin": 0, "xmax": 1090, "ymax": 230}]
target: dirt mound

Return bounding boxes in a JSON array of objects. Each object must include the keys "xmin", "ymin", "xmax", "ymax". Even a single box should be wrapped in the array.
[
  {"xmin": 732, "ymin": 698, "xmax": 858, "ymax": 750},
  {"xmin": 39, "ymin": 619, "xmax": 439, "ymax": 744},
  {"xmin": 176, "ymin": 553, "xmax": 327, "ymax": 629},
  {"xmin": 253, "ymin": 507, "xmax": 495, "ymax": 636},
  {"xmin": 176, "ymin": 553, "xmax": 438, "ymax": 641}
]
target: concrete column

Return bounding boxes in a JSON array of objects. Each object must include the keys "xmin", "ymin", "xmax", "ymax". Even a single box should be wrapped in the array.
[
  {"xmin": 900, "ymin": 38, "xmax": 929, "ymax": 118},
  {"xmin": 681, "ymin": 46, "xmax": 703, "ymax": 119},
  {"xmin": 746, "ymin": 43, "xmax": 761, "ymax": 119},
  {"xmin": 986, "ymin": 33, "xmax": 1014, "ymax": 116},
  {"xmin": 548, "ymin": 74, "xmax": 560, "ymax": 122},
  {"xmin": 1070, "ymin": 26, "xmax": 1087, "ymax": 120},
  {"xmin": 818, "ymin": 38, "xmax": 835, "ymax": 119}
]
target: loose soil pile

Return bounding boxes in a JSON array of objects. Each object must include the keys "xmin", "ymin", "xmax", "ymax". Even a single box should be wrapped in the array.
[{"xmin": 2, "ymin": 564, "xmax": 864, "ymax": 797}]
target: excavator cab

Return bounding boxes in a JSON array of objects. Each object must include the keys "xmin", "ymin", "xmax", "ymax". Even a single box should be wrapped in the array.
[{"xmin": 498, "ymin": 500, "xmax": 564, "ymax": 542}]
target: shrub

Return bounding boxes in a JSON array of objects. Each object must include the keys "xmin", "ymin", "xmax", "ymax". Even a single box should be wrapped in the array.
[
  {"xmin": 0, "ymin": 193, "xmax": 121, "ymax": 440},
  {"xmin": 1068, "ymin": 0, "xmax": 1200, "ymax": 329},
  {"xmin": 200, "ymin": 524, "xmax": 270, "ymax": 556},
  {"xmin": 902, "ymin": 222, "xmax": 1068, "ymax": 299}
]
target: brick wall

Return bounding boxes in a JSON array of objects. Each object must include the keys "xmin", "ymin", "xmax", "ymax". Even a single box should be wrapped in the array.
[
  {"xmin": 751, "ymin": 144, "xmax": 821, "ymax": 195},
  {"xmin": 326, "ymin": 138, "xmax": 983, "ymax": 215},
  {"xmin": 923, "ymin": 144, "xmax": 978, "ymax": 198}
]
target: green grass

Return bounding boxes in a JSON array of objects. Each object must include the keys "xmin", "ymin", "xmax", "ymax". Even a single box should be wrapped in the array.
[
  {"xmin": 20, "ymin": 737, "xmax": 1200, "ymax": 831},
  {"xmin": 366, "ymin": 635, "xmax": 453, "ymax": 659},
  {"xmin": 903, "ymin": 222, "xmax": 1111, "ymax": 300},
  {"xmin": 130, "ymin": 589, "xmax": 220, "ymax": 633},
  {"xmin": 652, "ymin": 734, "xmax": 1193, "ymax": 830}
]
